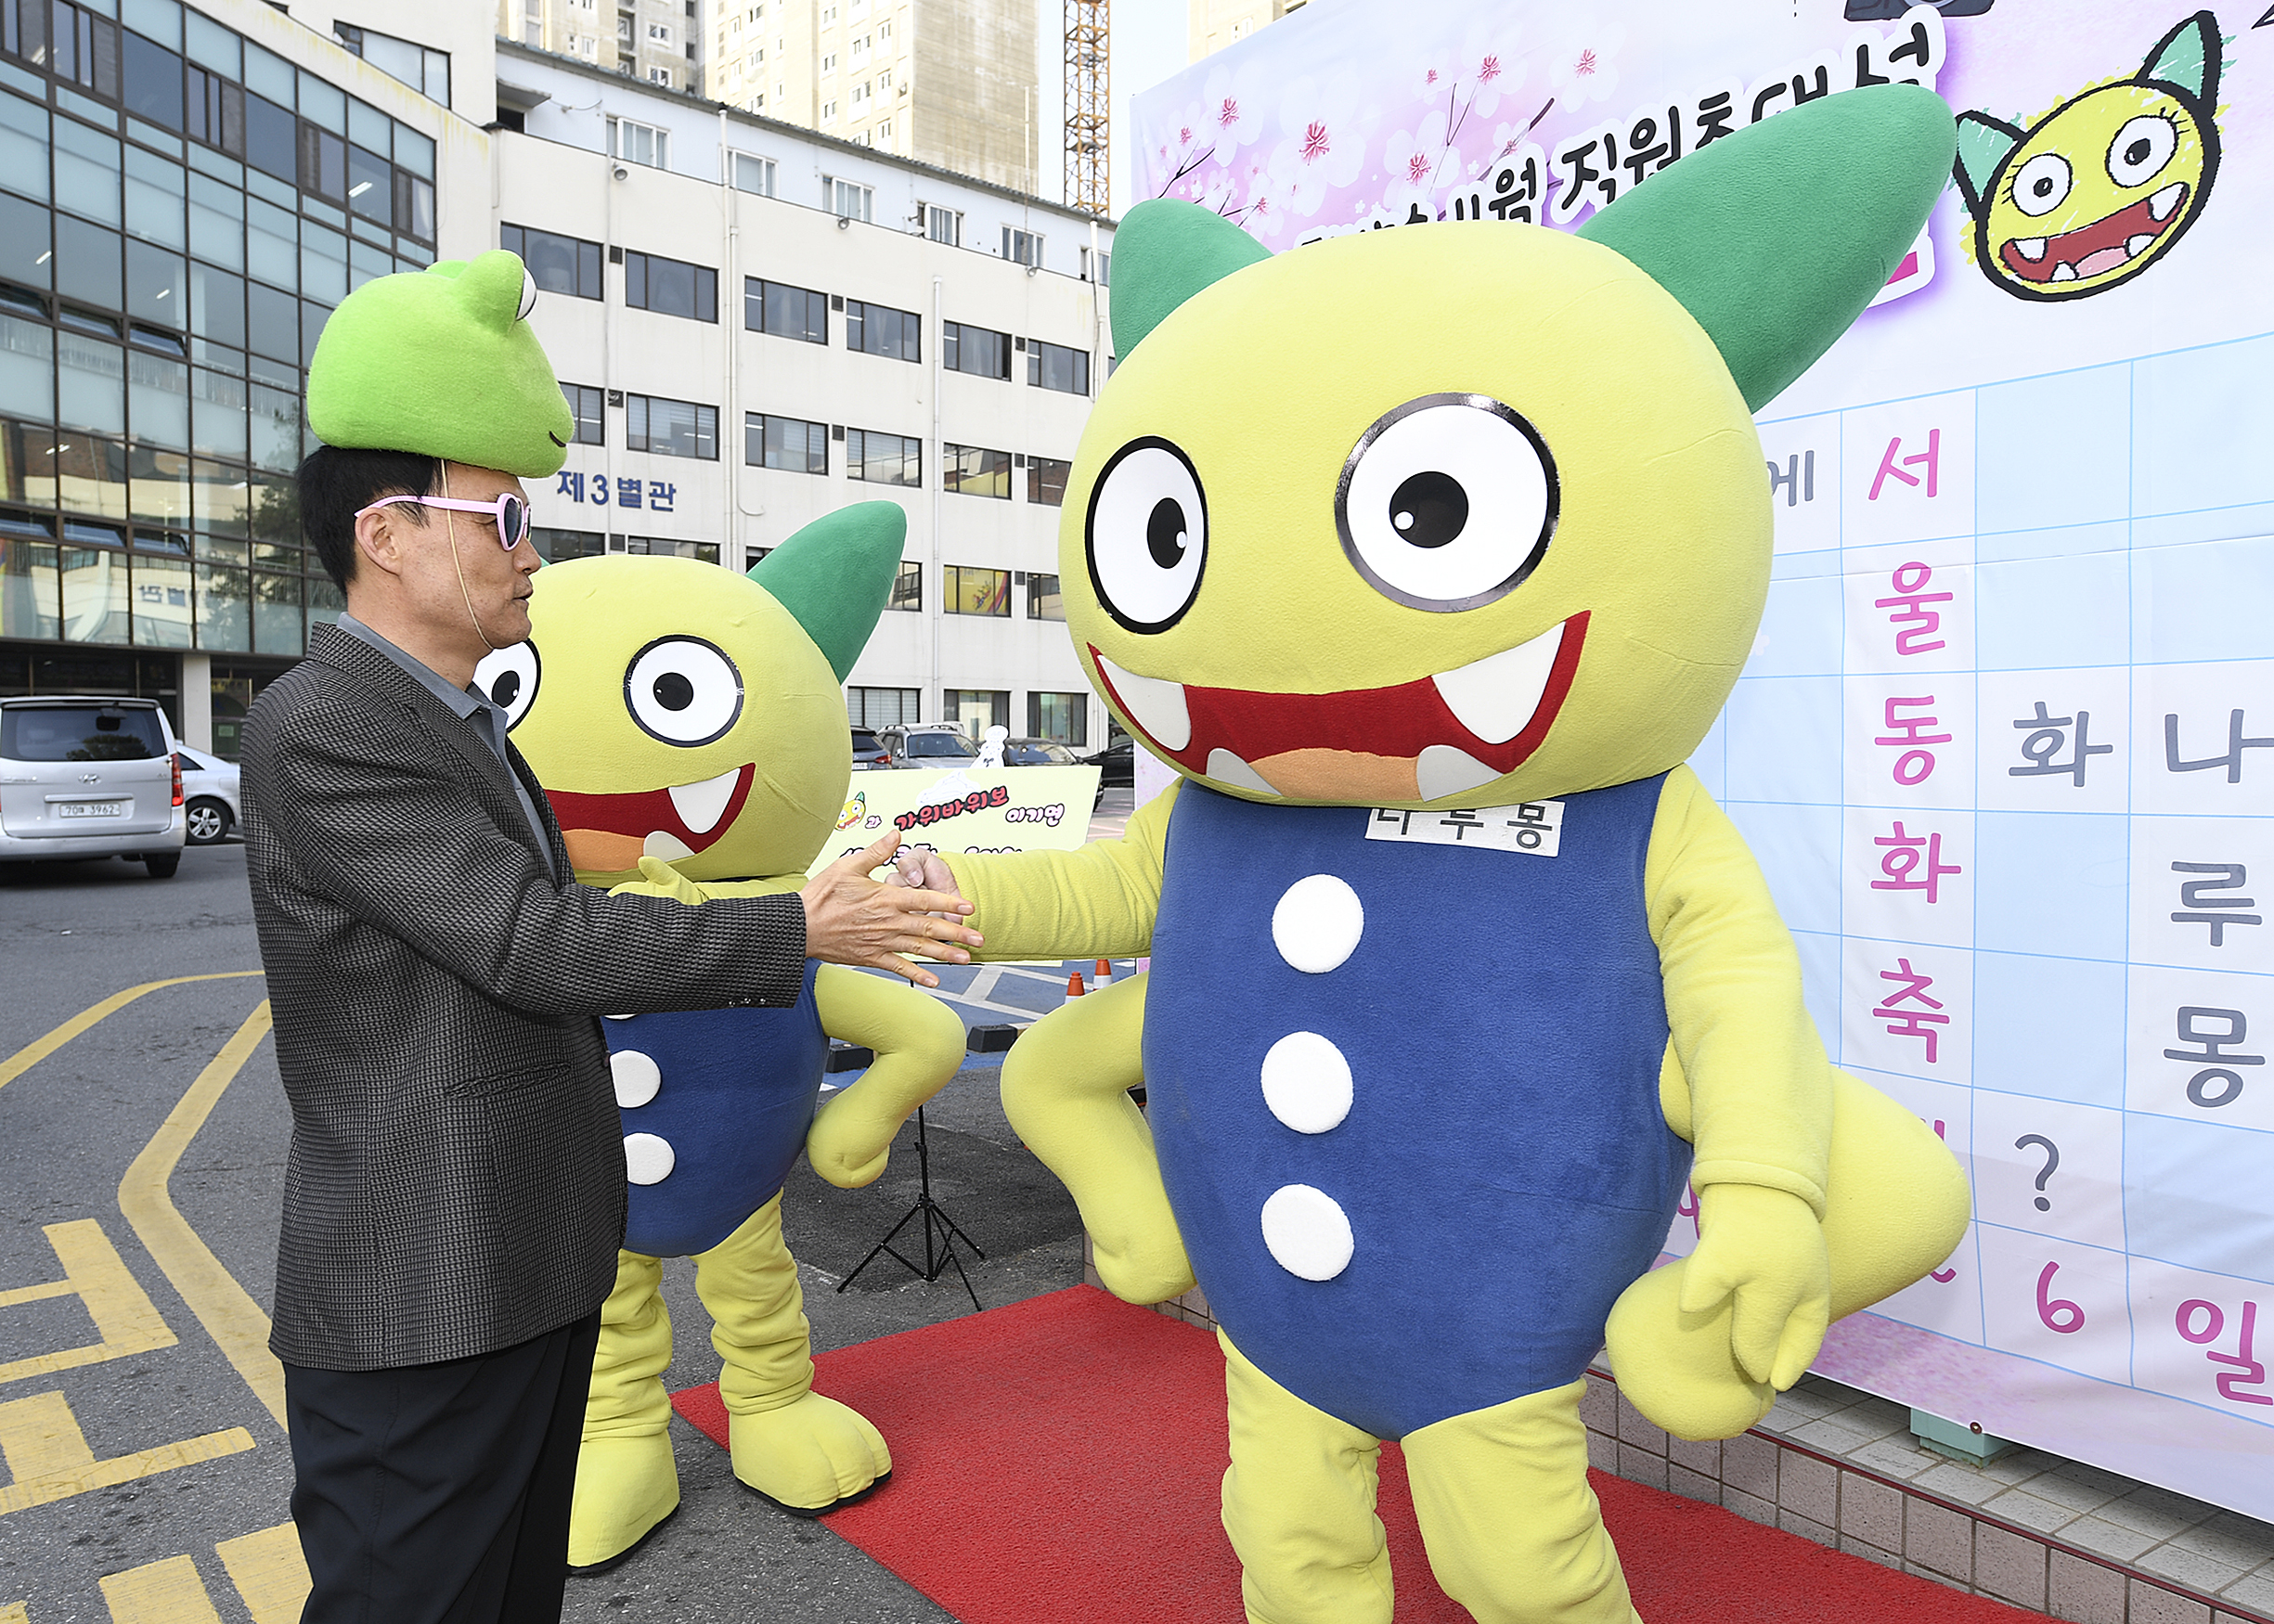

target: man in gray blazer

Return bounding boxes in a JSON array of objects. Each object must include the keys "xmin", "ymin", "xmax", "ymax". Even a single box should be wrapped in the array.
[{"xmin": 241, "ymin": 251, "xmax": 980, "ymax": 1623}]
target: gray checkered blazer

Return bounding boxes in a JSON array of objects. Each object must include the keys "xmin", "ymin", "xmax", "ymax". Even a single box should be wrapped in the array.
[{"xmin": 242, "ymin": 623, "xmax": 808, "ymax": 1371}]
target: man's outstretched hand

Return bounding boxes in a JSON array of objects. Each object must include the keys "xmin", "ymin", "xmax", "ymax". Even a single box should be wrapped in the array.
[{"xmin": 800, "ymin": 830, "xmax": 981, "ymax": 986}]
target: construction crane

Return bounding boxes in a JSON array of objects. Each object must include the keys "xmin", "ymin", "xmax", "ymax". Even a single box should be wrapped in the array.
[{"xmin": 1065, "ymin": 0, "xmax": 1109, "ymax": 216}]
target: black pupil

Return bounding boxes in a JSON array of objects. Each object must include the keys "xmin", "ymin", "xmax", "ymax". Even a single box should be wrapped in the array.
[
  {"xmin": 1145, "ymin": 497, "xmax": 1188, "ymax": 570},
  {"xmin": 2031, "ymin": 175, "xmax": 2056, "ymax": 198},
  {"xmin": 653, "ymin": 672, "xmax": 694, "ymax": 711},
  {"xmin": 1389, "ymin": 470, "xmax": 1468, "ymax": 548},
  {"xmin": 2125, "ymin": 137, "xmax": 2151, "ymax": 168},
  {"xmin": 491, "ymin": 670, "xmax": 521, "ymax": 707}
]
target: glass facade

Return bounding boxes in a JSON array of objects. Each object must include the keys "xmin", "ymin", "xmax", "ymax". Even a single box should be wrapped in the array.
[
  {"xmin": 944, "ymin": 564, "xmax": 1008, "ymax": 616},
  {"xmin": 942, "ymin": 442, "xmax": 1010, "ymax": 499},
  {"xmin": 1028, "ymin": 689, "xmax": 1086, "ymax": 746},
  {"xmin": 0, "ymin": 1, "xmax": 439, "ymax": 662}
]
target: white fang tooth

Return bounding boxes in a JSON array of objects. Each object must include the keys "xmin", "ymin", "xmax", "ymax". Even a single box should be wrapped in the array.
[
  {"xmin": 1099, "ymin": 655, "xmax": 1191, "ymax": 752},
  {"xmin": 1206, "ymin": 749, "xmax": 1282, "ymax": 797},
  {"xmin": 1415, "ymin": 745, "xmax": 1502, "ymax": 803},
  {"xmin": 1430, "ymin": 622, "xmax": 1564, "ymax": 746},
  {"xmin": 2011, "ymin": 237, "xmax": 2046, "ymax": 263},
  {"xmin": 2149, "ymin": 182, "xmax": 2183, "ymax": 221},
  {"xmin": 666, "ymin": 767, "xmax": 739, "ymax": 834},
  {"xmin": 643, "ymin": 831, "xmax": 695, "ymax": 860},
  {"xmin": 2125, "ymin": 233, "xmax": 2155, "ymax": 258},
  {"xmin": 2050, "ymin": 262, "xmax": 2078, "ymax": 282}
]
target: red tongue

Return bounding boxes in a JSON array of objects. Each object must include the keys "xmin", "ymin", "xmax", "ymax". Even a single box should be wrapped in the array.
[{"xmin": 545, "ymin": 763, "xmax": 755, "ymax": 851}]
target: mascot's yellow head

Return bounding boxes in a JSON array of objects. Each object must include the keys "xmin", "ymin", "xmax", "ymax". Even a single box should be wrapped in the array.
[
  {"xmin": 475, "ymin": 503, "xmax": 906, "ymax": 884},
  {"xmin": 1066, "ymin": 84, "xmax": 1954, "ymax": 809},
  {"xmin": 1953, "ymin": 11, "xmax": 2222, "ymax": 302}
]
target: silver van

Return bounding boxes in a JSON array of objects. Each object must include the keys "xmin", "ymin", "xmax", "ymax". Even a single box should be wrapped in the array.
[{"xmin": 0, "ymin": 697, "xmax": 188, "ymax": 879}]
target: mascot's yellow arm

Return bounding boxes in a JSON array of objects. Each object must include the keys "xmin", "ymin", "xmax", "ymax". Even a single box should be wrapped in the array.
[{"xmin": 940, "ymin": 780, "xmax": 1182, "ymax": 960}]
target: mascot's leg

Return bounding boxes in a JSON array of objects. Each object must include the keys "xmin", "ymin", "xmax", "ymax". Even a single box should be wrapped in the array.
[
  {"xmin": 693, "ymin": 1192, "xmax": 891, "ymax": 1513},
  {"xmin": 1219, "ymin": 1331, "xmax": 1395, "ymax": 1624},
  {"xmin": 569, "ymin": 1250, "xmax": 679, "ymax": 1572},
  {"xmin": 1402, "ymin": 1381, "xmax": 1641, "ymax": 1624},
  {"xmin": 1606, "ymin": 1060, "xmax": 1972, "ymax": 1440}
]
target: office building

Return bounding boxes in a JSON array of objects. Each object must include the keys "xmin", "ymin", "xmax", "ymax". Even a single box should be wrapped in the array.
[
  {"xmin": 500, "ymin": 0, "xmax": 703, "ymax": 97},
  {"xmin": 1186, "ymin": 0, "xmax": 1307, "ymax": 62}
]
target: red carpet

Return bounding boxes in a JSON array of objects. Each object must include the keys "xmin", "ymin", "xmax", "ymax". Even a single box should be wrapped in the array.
[{"xmin": 672, "ymin": 1285, "xmax": 2047, "ymax": 1623}]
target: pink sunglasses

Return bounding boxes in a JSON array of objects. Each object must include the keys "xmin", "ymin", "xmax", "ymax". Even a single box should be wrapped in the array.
[{"xmin": 356, "ymin": 491, "xmax": 532, "ymax": 550}]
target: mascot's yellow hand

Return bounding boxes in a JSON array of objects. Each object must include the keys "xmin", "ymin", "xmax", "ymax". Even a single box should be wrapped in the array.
[
  {"xmin": 609, "ymin": 854, "xmax": 707, "ymax": 907},
  {"xmin": 1678, "ymin": 1184, "xmax": 1830, "ymax": 1390}
]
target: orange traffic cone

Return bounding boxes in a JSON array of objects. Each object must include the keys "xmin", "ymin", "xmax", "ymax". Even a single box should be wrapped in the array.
[
  {"xmin": 1066, "ymin": 969, "xmax": 1086, "ymax": 998},
  {"xmin": 1094, "ymin": 958, "xmax": 1114, "ymax": 987}
]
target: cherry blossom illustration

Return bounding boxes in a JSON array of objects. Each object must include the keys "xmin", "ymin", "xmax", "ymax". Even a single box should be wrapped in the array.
[{"xmin": 1546, "ymin": 20, "xmax": 1626, "ymax": 110}]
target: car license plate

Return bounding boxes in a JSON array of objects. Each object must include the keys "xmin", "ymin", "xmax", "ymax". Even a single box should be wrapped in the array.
[{"xmin": 57, "ymin": 800, "xmax": 124, "ymax": 818}]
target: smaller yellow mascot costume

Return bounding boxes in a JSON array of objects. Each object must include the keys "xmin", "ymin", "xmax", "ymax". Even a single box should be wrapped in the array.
[{"xmin": 482, "ymin": 506, "xmax": 965, "ymax": 1571}]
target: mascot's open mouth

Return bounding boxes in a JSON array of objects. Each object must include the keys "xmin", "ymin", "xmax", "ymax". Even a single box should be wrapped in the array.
[
  {"xmin": 1092, "ymin": 612, "xmax": 1588, "ymax": 803},
  {"xmin": 546, "ymin": 763, "xmax": 755, "ymax": 871},
  {"xmin": 1999, "ymin": 181, "xmax": 2185, "ymax": 284}
]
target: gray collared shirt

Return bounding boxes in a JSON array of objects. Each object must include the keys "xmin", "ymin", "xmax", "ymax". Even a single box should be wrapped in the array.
[{"xmin": 337, "ymin": 612, "xmax": 555, "ymax": 879}]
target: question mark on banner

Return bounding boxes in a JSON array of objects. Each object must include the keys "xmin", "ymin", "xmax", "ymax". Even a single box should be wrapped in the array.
[{"xmin": 2015, "ymin": 1134, "xmax": 2060, "ymax": 1211}]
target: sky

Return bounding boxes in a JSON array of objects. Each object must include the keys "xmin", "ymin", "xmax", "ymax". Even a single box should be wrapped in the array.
[{"xmin": 1105, "ymin": 0, "xmax": 1189, "ymax": 216}]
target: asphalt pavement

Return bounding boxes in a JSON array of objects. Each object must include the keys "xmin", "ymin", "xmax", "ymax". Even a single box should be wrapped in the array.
[{"xmin": 0, "ymin": 797, "xmax": 1139, "ymax": 1624}]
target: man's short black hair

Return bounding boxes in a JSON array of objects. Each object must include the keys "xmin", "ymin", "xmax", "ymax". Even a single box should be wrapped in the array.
[{"xmin": 297, "ymin": 446, "xmax": 442, "ymax": 593}]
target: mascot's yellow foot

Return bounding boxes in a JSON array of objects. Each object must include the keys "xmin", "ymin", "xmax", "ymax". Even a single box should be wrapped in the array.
[
  {"xmin": 567, "ymin": 1433, "xmax": 680, "ymax": 1574},
  {"xmin": 730, "ymin": 1391, "xmax": 892, "ymax": 1514},
  {"xmin": 1603, "ymin": 1259, "xmax": 1777, "ymax": 1442}
]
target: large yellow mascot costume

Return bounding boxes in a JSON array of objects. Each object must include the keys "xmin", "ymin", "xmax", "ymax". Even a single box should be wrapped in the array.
[
  {"xmin": 937, "ymin": 85, "xmax": 1972, "ymax": 1623},
  {"xmin": 477, "ymin": 509, "xmax": 965, "ymax": 1571}
]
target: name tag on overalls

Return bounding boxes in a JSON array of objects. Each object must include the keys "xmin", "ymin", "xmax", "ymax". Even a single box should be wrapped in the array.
[{"xmin": 1363, "ymin": 800, "xmax": 1566, "ymax": 857}]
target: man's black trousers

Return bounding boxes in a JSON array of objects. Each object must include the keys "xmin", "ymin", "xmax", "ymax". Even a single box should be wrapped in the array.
[{"xmin": 284, "ymin": 1311, "xmax": 601, "ymax": 1624}]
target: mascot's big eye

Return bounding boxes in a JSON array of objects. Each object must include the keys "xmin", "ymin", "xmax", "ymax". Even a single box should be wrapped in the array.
[
  {"xmin": 2107, "ymin": 115, "xmax": 2177, "ymax": 188},
  {"xmin": 1084, "ymin": 436, "xmax": 1208, "ymax": 634},
  {"xmin": 1336, "ymin": 393, "xmax": 1558, "ymax": 612},
  {"xmin": 472, "ymin": 641, "xmax": 540, "ymax": 729},
  {"xmin": 518, "ymin": 266, "xmax": 538, "ymax": 320},
  {"xmin": 2009, "ymin": 151, "xmax": 2074, "ymax": 217},
  {"xmin": 624, "ymin": 636, "xmax": 743, "ymax": 746}
]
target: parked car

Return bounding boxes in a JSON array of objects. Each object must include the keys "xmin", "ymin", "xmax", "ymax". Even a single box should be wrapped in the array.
[
  {"xmin": 877, "ymin": 724, "xmax": 981, "ymax": 770},
  {"xmin": 1084, "ymin": 737, "xmax": 1134, "ymax": 788},
  {"xmin": 0, "ymin": 697, "xmax": 187, "ymax": 877},
  {"xmin": 848, "ymin": 728, "xmax": 891, "ymax": 771},
  {"xmin": 999, "ymin": 737, "xmax": 1083, "ymax": 767},
  {"xmin": 174, "ymin": 744, "xmax": 243, "ymax": 844}
]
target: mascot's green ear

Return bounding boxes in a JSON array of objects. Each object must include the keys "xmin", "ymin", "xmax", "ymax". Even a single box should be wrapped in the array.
[
  {"xmin": 1952, "ymin": 110, "xmax": 2022, "ymax": 215},
  {"xmin": 748, "ymin": 501, "xmax": 908, "ymax": 683},
  {"xmin": 1110, "ymin": 198, "xmax": 1273, "ymax": 360},
  {"xmin": 1578, "ymin": 83, "xmax": 1956, "ymax": 412},
  {"xmin": 2141, "ymin": 10, "xmax": 2219, "ymax": 102}
]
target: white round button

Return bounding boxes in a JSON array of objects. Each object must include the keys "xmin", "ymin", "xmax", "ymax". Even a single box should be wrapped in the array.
[
  {"xmin": 610, "ymin": 1050, "xmax": 662, "ymax": 1109},
  {"xmin": 1260, "ymin": 1032, "xmax": 1352, "ymax": 1134},
  {"xmin": 623, "ymin": 1132, "xmax": 676, "ymax": 1185},
  {"xmin": 1270, "ymin": 874, "xmax": 1363, "ymax": 974},
  {"xmin": 1259, "ymin": 1184, "xmax": 1354, "ymax": 1281}
]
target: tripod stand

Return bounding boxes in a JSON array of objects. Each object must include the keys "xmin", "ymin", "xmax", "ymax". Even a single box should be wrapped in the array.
[{"xmin": 837, "ymin": 1105, "xmax": 985, "ymax": 1311}]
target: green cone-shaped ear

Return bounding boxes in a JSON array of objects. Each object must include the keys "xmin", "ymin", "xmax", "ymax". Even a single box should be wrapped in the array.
[
  {"xmin": 1578, "ymin": 84, "xmax": 1957, "ymax": 412},
  {"xmin": 747, "ymin": 501, "xmax": 908, "ymax": 683},
  {"xmin": 1110, "ymin": 199, "xmax": 1273, "ymax": 360},
  {"xmin": 1952, "ymin": 110, "xmax": 2022, "ymax": 214},
  {"xmin": 2140, "ymin": 9, "xmax": 2219, "ymax": 103}
]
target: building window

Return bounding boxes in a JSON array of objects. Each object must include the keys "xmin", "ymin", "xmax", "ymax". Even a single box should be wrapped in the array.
[
  {"xmin": 1027, "ymin": 340, "xmax": 1090, "ymax": 395},
  {"xmin": 647, "ymin": 22, "xmax": 675, "ymax": 43},
  {"xmin": 821, "ymin": 51, "xmax": 836, "ymax": 72},
  {"xmin": 1027, "ymin": 572, "xmax": 1066, "ymax": 620},
  {"xmin": 942, "ymin": 444, "xmax": 1011, "ymax": 500},
  {"xmin": 608, "ymin": 116, "xmax": 669, "ymax": 169},
  {"xmin": 826, "ymin": 177, "xmax": 872, "ymax": 222},
  {"xmin": 745, "ymin": 278, "xmax": 827, "ymax": 343},
  {"xmin": 624, "ymin": 251, "xmax": 717, "ymax": 322},
  {"xmin": 1027, "ymin": 457, "xmax": 1070, "ymax": 507},
  {"xmin": 625, "ymin": 536, "xmax": 719, "ymax": 563},
  {"xmin": 886, "ymin": 559, "xmax": 921, "ymax": 612},
  {"xmin": 872, "ymin": 119, "xmax": 891, "ymax": 147},
  {"xmin": 922, "ymin": 204, "xmax": 960, "ymax": 247},
  {"xmin": 947, "ymin": 688, "xmax": 1010, "ymax": 730},
  {"xmin": 533, "ymin": 526, "xmax": 606, "ymax": 562},
  {"xmin": 333, "ymin": 24, "xmax": 451, "ymax": 107},
  {"xmin": 820, "ymin": 99, "xmax": 836, "ymax": 124},
  {"xmin": 844, "ymin": 428, "xmax": 920, "ymax": 487},
  {"xmin": 502, "ymin": 226, "xmax": 605, "ymax": 300},
  {"xmin": 746, "ymin": 412, "xmax": 827, "ymax": 474},
  {"xmin": 730, "ymin": 152, "xmax": 776, "ymax": 197},
  {"xmin": 647, "ymin": 66, "xmax": 672, "ymax": 88},
  {"xmin": 1002, "ymin": 227, "xmax": 1042, "ymax": 268},
  {"xmin": 1081, "ymin": 247, "xmax": 1110, "ymax": 285},
  {"xmin": 943, "ymin": 322, "xmax": 1011, "ymax": 380},
  {"xmin": 626, "ymin": 393, "xmax": 717, "ymax": 459},
  {"xmin": 562, "ymin": 382, "xmax": 605, "ymax": 445},
  {"xmin": 847, "ymin": 686, "xmax": 918, "ymax": 728},
  {"xmin": 944, "ymin": 566, "xmax": 1010, "ymax": 617},
  {"xmin": 1028, "ymin": 690, "xmax": 1086, "ymax": 746},
  {"xmin": 845, "ymin": 299, "xmax": 920, "ymax": 363}
]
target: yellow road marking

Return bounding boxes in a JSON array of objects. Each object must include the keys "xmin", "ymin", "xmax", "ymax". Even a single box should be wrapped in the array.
[
  {"xmin": 97, "ymin": 1554, "xmax": 225, "ymax": 1624},
  {"xmin": 0, "ymin": 973, "xmax": 265, "ymax": 1096},
  {"xmin": 215, "ymin": 1523, "xmax": 310, "ymax": 1624},
  {"xmin": 0, "ymin": 1221, "xmax": 175, "ymax": 1386},
  {"xmin": 0, "ymin": 1601, "xmax": 26, "ymax": 1622},
  {"xmin": 117, "ymin": 1004, "xmax": 285, "ymax": 1429},
  {"xmin": 0, "ymin": 1390, "xmax": 252, "ymax": 1515}
]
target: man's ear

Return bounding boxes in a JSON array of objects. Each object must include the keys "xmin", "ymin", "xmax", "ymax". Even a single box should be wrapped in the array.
[{"xmin": 354, "ymin": 506, "xmax": 411, "ymax": 578}]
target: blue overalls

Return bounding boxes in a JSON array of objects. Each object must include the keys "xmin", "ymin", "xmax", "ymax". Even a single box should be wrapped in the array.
[{"xmin": 1145, "ymin": 778, "xmax": 1690, "ymax": 1439}]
